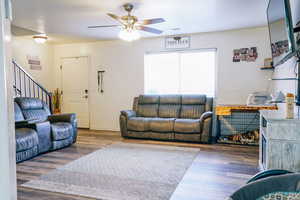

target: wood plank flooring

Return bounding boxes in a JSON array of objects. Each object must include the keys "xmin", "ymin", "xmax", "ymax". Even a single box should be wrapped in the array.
[{"xmin": 17, "ymin": 129, "xmax": 259, "ymax": 200}]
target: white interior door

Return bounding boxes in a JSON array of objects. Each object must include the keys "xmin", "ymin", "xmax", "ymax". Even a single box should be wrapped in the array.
[{"xmin": 61, "ymin": 57, "xmax": 89, "ymax": 128}]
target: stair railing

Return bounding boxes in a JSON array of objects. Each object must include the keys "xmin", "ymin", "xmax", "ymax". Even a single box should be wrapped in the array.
[{"xmin": 12, "ymin": 60, "xmax": 53, "ymax": 113}]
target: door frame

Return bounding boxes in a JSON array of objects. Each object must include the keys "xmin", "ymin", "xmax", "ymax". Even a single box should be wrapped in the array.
[
  {"xmin": 0, "ymin": 0, "xmax": 17, "ymax": 199},
  {"xmin": 59, "ymin": 56, "xmax": 91, "ymax": 129}
]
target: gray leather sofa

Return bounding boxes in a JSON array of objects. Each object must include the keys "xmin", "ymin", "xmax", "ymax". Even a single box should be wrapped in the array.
[
  {"xmin": 14, "ymin": 97, "xmax": 77, "ymax": 163},
  {"xmin": 120, "ymin": 95, "xmax": 213, "ymax": 143}
]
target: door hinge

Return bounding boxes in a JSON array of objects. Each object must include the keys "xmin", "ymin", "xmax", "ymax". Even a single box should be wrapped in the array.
[{"xmin": 60, "ymin": 65, "xmax": 62, "ymax": 70}]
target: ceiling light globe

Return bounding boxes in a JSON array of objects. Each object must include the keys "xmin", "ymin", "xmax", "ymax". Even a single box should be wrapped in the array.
[
  {"xmin": 118, "ymin": 29, "xmax": 140, "ymax": 42},
  {"xmin": 33, "ymin": 34, "xmax": 48, "ymax": 44}
]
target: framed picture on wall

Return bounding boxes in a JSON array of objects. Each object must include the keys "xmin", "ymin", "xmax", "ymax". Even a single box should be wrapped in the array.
[
  {"xmin": 27, "ymin": 55, "xmax": 42, "ymax": 70},
  {"xmin": 165, "ymin": 36, "xmax": 190, "ymax": 49}
]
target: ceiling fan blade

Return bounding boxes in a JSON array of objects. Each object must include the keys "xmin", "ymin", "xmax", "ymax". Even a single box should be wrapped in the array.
[
  {"xmin": 88, "ymin": 25, "xmax": 121, "ymax": 28},
  {"xmin": 11, "ymin": 25, "xmax": 41, "ymax": 36},
  {"xmin": 140, "ymin": 18, "xmax": 165, "ymax": 25},
  {"xmin": 137, "ymin": 26, "xmax": 163, "ymax": 34},
  {"xmin": 107, "ymin": 13, "xmax": 123, "ymax": 21}
]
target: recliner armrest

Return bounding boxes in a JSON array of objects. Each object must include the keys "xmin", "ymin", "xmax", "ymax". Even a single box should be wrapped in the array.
[
  {"xmin": 200, "ymin": 111, "xmax": 213, "ymax": 122},
  {"xmin": 47, "ymin": 113, "xmax": 78, "ymax": 143},
  {"xmin": 247, "ymin": 169, "xmax": 293, "ymax": 184},
  {"xmin": 48, "ymin": 113, "xmax": 76, "ymax": 123},
  {"xmin": 120, "ymin": 110, "xmax": 136, "ymax": 119},
  {"xmin": 15, "ymin": 118, "xmax": 41, "ymax": 128}
]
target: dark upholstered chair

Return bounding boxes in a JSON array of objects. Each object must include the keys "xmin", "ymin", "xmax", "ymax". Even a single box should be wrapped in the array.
[
  {"xmin": 228, "ymin": 170, "xmax": 300, "ymax": 200},
  {"xmin": 120, "ymin": 95, "xmax": 213, "ymax": 143},
  {"xmin": 14, "ymin": 97, "xmax": 77, "ymax": 163},
  {"xmin": 14, "ymin": 102, "xmax": 40, "ymax": 162}
]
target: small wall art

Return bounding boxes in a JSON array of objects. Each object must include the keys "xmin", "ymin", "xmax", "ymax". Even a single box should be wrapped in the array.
[
  {"xmin": 232, "ymin": 47, "xmax": 258, "ymax": 62},
  {"xmin": 165, "ymin": 36, "xmax": 190, "ymax": 49},
  {"xmin": 27, "ymin": 55, "xmax": 42, "ymax": 70}
]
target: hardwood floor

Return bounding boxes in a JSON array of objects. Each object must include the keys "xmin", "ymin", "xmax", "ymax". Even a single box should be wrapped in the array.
[{"xmin": 17, "ymin": 129, "xmax": 259, "ymax": 200}]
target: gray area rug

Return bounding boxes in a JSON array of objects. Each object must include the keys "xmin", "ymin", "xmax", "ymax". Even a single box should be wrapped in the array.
[{"xmin": 22, "ymin": 143, "xmax": 199, "ymax": 200}]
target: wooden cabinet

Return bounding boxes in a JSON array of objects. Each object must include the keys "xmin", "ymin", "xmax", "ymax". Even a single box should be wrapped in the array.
[{"xmin": 259, "ymin": 110, "xmax": 300, "ymax": 172}]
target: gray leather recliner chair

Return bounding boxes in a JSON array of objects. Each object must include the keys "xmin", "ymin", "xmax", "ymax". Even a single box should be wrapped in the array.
[
  {"xmin": 120, "ymin": 95, "xmax": 213, "ymax": 143},
  {"xmin": 14, "ymin": 97, "xmax": 77, "ymax": 163}
]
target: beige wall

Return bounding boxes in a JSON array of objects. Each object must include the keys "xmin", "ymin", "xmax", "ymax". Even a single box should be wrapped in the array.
[
  {"xmin": 53, "ymin": 26, "xmax": 272, "ymax": 131},
  {"xmin": 12, "ymin": 36, "xmax": 54, "ymax": 91}
]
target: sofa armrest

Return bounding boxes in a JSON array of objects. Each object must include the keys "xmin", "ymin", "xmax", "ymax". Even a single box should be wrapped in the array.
[
  {"xmin": 48, "ymin": 113, "xmax": 78, "ymax": 143},
  {"xmin": 120, "ymin": 110, "xmax": 136, "ymax": 119},
  {"xmin": 48, "ymin": 113, "xmax": 76, "ymax": 123},
  {"xmin": 200, "ymin": 111, "xmax": 213, "ymax": 122},
  {"xmin": 199, "ymin": 111, "xmax": 213, "ymax": 143},
  {"xmin": 120, "ymin": 110, "xmax": 136, "ymax": 137}
]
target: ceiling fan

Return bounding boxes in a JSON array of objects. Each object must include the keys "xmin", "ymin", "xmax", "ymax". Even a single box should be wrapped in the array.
[{"xmin": 88, "ymin": 3, "xmax": 165, "ymax": 41}]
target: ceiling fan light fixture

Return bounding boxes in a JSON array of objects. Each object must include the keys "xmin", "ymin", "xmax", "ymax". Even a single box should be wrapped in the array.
[
  {"xmin": 33, "ymin": 34, "xmax": 48, "ymax": 44},
  {"xmin": 118, "ymin": 28, "xmax": 140, "ymax": 42}
]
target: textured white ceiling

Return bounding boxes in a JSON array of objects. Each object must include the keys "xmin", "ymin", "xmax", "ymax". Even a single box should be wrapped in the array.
[{"xmin": 11, "ymin": 0, "xmax": 269, "ymax": 42}]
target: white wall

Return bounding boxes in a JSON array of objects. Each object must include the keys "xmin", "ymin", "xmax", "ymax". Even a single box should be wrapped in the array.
[
  {"xmin": 53, "ymin": 26, "xmax": 271, "ymax": 131},
  {"xmin": 0, "ymin": 0, "xmax": 17, "ymax": 199},
  {"xmin": 12, "ymin": 36, "xmax": 54, "ymax": 91}
]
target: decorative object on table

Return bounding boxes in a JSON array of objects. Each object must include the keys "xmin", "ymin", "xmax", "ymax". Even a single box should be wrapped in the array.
[
  {"xmin": 271, "ymin": 91, "xmax": 285, "ymax": 103},
  {"xmin": 247, "ymin": 91, "xmax": 272, "ymax": 106},
  {"xmin": 260, "ymin": 58, "xmax": 274, "ymax": 70},
  {"xmin": 22, "ymin": 143, "xmax": 199, "ymax": 200},
  {"xmin": 285, "ymin": 93, "xmax": 294, "ymax": 119},
  {"xmin": 264, "ymin": 58, "xmax": 273, "ymax": 68},
  {"xmin": 27, "ymin": 55, "xmax": 42, "ymax": 70},
  {"xmin": 97, "ymin": 70, "xmax": 105, "ymax": 93},
  {"xmin": 52, "ymin": 88, "xmax": 62, "ymax": 113},
  {"xmin": 165, "ymin": 36, "xmax": 190, "ymax": 49},
  {"xmin": 232, "ymin": 47, "xmax": 258, "ymax": 62}
]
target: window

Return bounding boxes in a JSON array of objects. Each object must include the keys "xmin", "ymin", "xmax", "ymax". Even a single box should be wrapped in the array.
[{"xmin": 144, "ymin": 50, "xmax": 216, "ymax": 96}]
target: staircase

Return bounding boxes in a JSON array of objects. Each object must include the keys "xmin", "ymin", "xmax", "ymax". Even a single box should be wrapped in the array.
[{"xmin": 12, "ymin": 60, "xmax": 53, "ymax": 113}]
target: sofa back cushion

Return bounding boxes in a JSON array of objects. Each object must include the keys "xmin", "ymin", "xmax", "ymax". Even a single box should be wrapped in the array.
[
  {"xmin": 158, "ymin": 95, "xmax": 181, "ymax": 118},
  {"xmin": 137, "ymin": 95, "xmax": 159, "ymax": 117},
  {"xmin": 180, "ymin": 95, "xmax": 206, "ymax": 119},
  {"xmin": 134, "ymin": 94, "xmax": 212, "ymax": 119},
  {"xmin": 14, "ymin": 102, "xmax": 25, "ymax": 122},
  {"xmin": 15, "ymin": 97, "xmax": 51, "ymax": 121}
]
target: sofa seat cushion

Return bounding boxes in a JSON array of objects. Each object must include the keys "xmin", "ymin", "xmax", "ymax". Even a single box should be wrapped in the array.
[
  {"xmin": 127, "ymin": 117, "xmax": 151, "ymax": 132},
  {"xmin": 51, "ymin": 122, "xmax": 73, "ymax": 141},
  {"xmin": 15, "ymin": 128, "xmax": 38, "ymax": 152},
  {"xmin": 174, "ymin": 119, "xmax": 201, "ymax": 133},
  {"xmin": 149, "ymin": 118, "xmax": 175, "ymax": 132}
]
